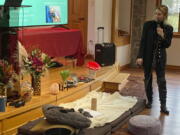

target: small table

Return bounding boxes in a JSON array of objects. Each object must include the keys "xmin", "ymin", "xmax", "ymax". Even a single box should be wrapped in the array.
[{"xmin": 8, "ymin": 27, "xmax": 85, "ymax": 67}]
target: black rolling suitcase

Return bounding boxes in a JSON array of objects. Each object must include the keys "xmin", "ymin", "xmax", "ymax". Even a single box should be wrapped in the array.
[{"xmin": 95, "ymin": 27, "xmax": 115, "ymax": 66}]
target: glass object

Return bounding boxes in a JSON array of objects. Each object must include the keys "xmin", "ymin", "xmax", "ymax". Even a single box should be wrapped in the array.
[
  {"xmin": 0, "ymin": 96, "xmax": 6, "ymax": 112},
  {"xmin": 31, "ymin": 75, "xmax": 41, "ymax": 96}
]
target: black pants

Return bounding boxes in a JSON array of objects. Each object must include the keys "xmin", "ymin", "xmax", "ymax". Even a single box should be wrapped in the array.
[{"xmin": 144, "ymin": 60, "xmax": 167, "ymax": 106}]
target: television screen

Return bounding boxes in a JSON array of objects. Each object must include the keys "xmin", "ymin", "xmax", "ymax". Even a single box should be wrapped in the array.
[{"xmin": 0, "ymin": 0, "xmax": 68, "ymax": 27}]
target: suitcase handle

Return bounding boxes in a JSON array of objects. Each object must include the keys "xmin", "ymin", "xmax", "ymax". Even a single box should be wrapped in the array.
[
  {"xmin": 97, "ymin": 27, "xmax": 104, "ymax": 30},
  {"xmin": 97, "ymin": 27, "xmax": 104, "ymax": 44}
]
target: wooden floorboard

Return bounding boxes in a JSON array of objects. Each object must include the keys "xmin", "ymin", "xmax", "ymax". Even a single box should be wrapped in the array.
[{"xmin": 112, "ymin": 67, "xmax": 180, "ymax": 135}]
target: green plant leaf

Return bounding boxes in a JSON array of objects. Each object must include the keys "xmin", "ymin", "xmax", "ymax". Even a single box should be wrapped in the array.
[{"xmin": 60, "ymin": 70, "xmax": 70, "ymax": 81}]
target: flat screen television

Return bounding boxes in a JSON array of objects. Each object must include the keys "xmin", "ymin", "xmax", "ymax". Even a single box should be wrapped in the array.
[{"xmin": 0, "ymin": 0, "xmax": 68, "ymax": 27}]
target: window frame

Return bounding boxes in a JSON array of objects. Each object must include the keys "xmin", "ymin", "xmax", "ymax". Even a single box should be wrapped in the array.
[{"xmin": 157, "ymin": 0, "xmax": 180, "ymax": 37}]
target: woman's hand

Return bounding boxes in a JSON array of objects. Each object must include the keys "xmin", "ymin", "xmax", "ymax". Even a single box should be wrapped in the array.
[
  {"xmin": 136, "ymin": 58, "xmax": 143, "ymax": 66},
  {"xmin": 157, "ymin": 27, "xmax": 164, "ymax": 38}
]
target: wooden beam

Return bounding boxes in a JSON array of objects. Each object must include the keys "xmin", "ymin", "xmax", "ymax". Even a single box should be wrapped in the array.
[
  {"xmin": 156, "ymin": 0, "xmax": 162, "ymax": 7},
  {"xmin": 111, "ymin": 0, "xmax": 116, "ymax": 42},
  {"xmin": 166, "ymin": 65, "xmax": 180, "ymax": 70},
  {"xmin": 179, "ymin": 8, "xmax": 180, "ymax": 32}
]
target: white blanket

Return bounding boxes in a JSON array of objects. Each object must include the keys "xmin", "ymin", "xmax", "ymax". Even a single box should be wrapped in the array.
[{"xmin": 59, "ymin": 91, "xmax": 137, "ymax": 128}]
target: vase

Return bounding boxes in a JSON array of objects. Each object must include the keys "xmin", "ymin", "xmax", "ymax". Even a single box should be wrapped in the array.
[
  {"xmin": 21, "ymin": 81, "xmax": 33, "ymax": 102},
  {"xmin": 0, "ymin": 96, "xmax": 7, "ymax": 112},
  {"xmin": 31, "ymin": 75, "xmax": 41, "ymax": 96},
  {"xmin": 88, "ymin": 69, "xmax": 96, "ymax": 79}
]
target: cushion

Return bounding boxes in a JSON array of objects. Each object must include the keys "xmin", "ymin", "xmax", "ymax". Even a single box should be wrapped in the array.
[
  {"xmin": 111, "ymin": 99, "xmax": 145, "ymax": 133},
  {"xmin": 42, "ymin": 104, "xmax": 91, "ymax": 129},
  {"xmin": 128, "ymin": 115, "xmax": 161, "ymax": 135}
]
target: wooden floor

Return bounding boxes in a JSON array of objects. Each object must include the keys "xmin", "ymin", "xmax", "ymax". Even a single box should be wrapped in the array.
[{"xmin": 112, "ymin": 68, "xmax": 180, "ymax": 135}]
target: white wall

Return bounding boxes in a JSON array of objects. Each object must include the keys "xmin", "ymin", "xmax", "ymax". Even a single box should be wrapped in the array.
[
  {"xmin": 116, "ymin": 45, "xmax": 131, "ymax": 66},
  {"xmin": 94, "ymin": 0, "xmax": 112, "ymax": 43},
  {"xmin": 87, "ymin": 0, "xmax": 95, "ymax": 55},
  {"xmin": 87, "ymin": 0, "xmax": 112, "ymax": 56},
  {"xmin": 146, "ymin": 0, "xmax": 180, "ymax": 66},
  {"xmin": 115, "ymin": 0, "xmax": 131, "ymax": 67},
  {"xmin": 167, "ymin": 38, "xmax": 180, "ymax": 66},
  {"xmin": 118, "ymin": 0, "xmax": 131, "ymax": 33},
  {"xmin": 102, "ymin": 0, "xmax": 112, "ymax": 43}
]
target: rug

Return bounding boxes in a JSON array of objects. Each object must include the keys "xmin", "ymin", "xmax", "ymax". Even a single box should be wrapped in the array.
[{"xmin": 120, "ymin": 75, "xmax": 146, "ymax": 100}]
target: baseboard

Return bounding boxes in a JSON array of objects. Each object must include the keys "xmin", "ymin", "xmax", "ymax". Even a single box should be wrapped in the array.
[
  {"xmin": 166, "ymin": 65, "xmax": 180, "ymax": 70},
  {"xmin": 118, "ymin": 64, "xmax": 180, "ymax": 70},
  {"xmin": 119, "ymin": 64, "xmax": 130, "ymax": 71}
]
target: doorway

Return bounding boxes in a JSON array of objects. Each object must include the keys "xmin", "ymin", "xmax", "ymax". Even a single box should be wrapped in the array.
[{"xmin": 68, "ymin": 0, "xmax": 88, "ymax": 53}]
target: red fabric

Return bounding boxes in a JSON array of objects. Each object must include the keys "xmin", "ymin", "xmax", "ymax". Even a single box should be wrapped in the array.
[{"xmin": 16, "ymin": 27, "xmax": 85, "ymax": 66}]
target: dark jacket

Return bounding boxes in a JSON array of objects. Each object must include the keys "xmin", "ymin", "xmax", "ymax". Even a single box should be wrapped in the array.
[{"xmin": 137, "ymin": 20, "xmax": 173, "ymax": 68}]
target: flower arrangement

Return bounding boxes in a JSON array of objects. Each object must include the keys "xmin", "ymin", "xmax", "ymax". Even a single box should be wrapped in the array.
[
  {"xmin": 23, "ymin": 49, "xmax": 53, "ymax": 96},
  {"xmin": 0, "ymin": 60, "xmax": 18, "ymax": 96},
  {"xmin": 23, "ymin": 49, "xmax": 52, "ymax": 77}
]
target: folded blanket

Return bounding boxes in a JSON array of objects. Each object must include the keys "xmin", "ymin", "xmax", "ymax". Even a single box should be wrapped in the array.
[
  {"xmin": 42, "ymin": 104, "xmax": 91, "ymax": 129},
  {"xmin": 60, "ymin": 91, "xmax": 137, "ymax": 128}
]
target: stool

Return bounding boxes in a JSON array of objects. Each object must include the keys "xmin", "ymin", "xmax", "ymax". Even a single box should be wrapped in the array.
[{"xmin": 128, "ymin": 115, "xmax": 161, "ymax": 135}]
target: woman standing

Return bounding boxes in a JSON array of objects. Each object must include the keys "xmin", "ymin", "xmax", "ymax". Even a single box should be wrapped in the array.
[{"xmin": 136, "ymin": 5, "xmax": 173, "ymax": 115}]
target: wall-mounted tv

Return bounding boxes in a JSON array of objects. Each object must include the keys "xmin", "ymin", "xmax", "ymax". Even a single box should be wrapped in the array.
[{"xmin": 0, "ymin": 0, "xmax": 68, "ymax": 27}]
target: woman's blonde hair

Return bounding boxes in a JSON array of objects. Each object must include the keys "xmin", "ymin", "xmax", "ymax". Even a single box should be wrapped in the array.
[{"xmin": 156, "ymin": 5, "xmax": 169, "ymax": 20}]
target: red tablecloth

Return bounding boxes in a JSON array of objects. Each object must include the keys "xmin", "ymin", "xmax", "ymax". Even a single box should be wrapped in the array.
[{"xmin": 16, "ymin": 27, "xmax": 85, "ymax": 66}]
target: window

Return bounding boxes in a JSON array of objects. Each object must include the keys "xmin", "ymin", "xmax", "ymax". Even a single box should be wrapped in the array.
[{"xmin": 161, "ymin": 0, "xmax": 180, "ymax": 33}]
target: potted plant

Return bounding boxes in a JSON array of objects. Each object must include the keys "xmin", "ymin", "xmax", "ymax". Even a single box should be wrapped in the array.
[
  {"xmin": 59, "ymin": 70, "xmax": 70, "ymax": 90},
  {"xmin": 23, "ymin": 49, "xmax": 52, "ymax": 96},
  {"xmin": 0, "ymin": 60, "xmax": 18, "ymax": 112}
]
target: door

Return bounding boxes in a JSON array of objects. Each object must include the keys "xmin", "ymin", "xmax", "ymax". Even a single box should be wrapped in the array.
[
  {"xmin": 68, "ymin": 0, "xmax": 88, "ymax": 53},
  {"xmin": 111, "ymin": 0, "xmax": 132, "ymax": 46}
]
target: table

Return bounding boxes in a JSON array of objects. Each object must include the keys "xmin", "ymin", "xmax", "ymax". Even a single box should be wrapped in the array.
[{"xmin": 9, "ymin": 27, "xmax": 85, "ymax": 66}]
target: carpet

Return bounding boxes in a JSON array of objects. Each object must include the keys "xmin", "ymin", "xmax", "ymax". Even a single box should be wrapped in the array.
[{"xmin": 120, "ymin": 75, "xmax": 146, "ymax": 100}]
